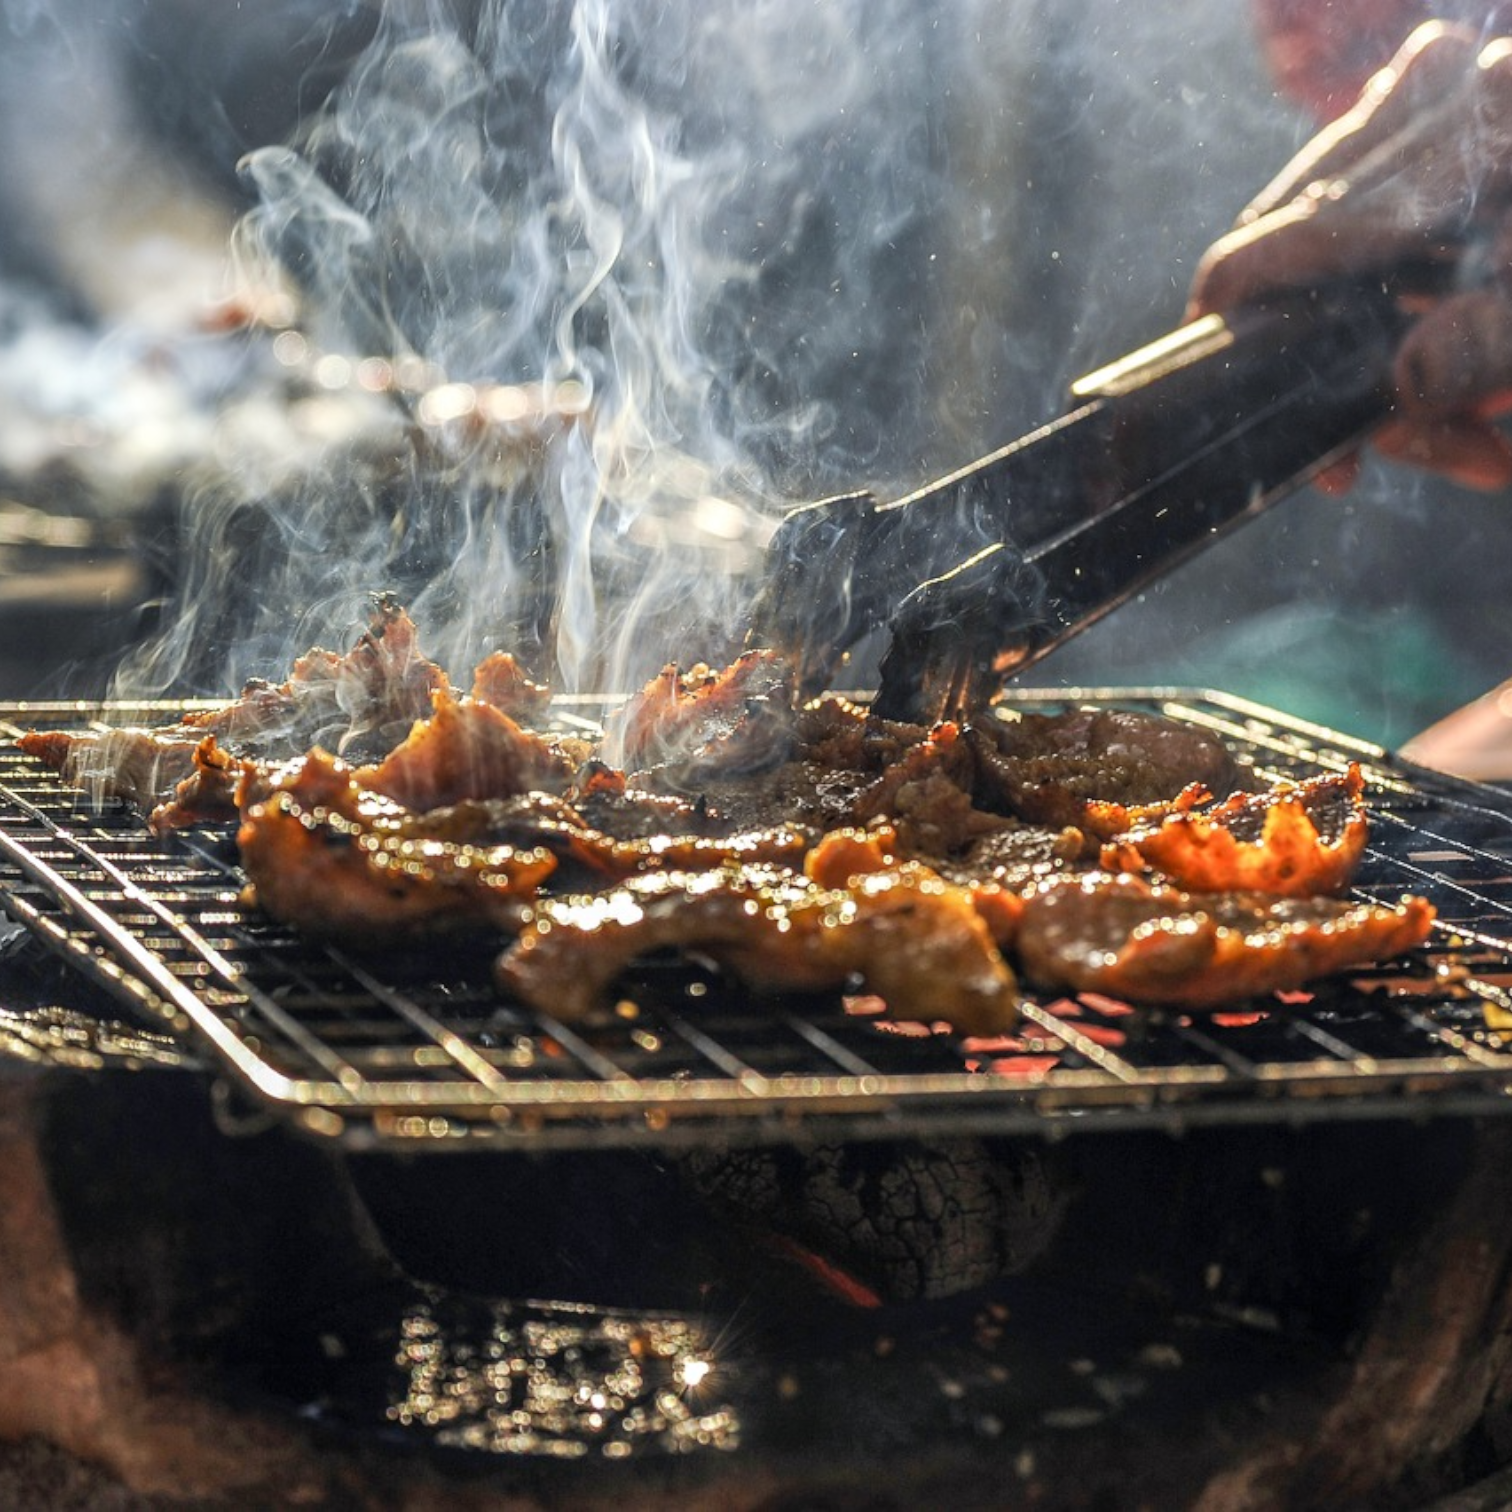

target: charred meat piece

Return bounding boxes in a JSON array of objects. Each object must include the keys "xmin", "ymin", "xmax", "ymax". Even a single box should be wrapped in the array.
[
  {"xmin": 17, "ymin": 601, "xmax": 453, "ymax": 812},
  {"xmin": 607, "ymin": 650, "xmax": 796, "ymax": 776},
  {"xmin": 498, "ymin": 856, "xmax": 1019, "ymax": 1035},
  {"xmin": 181, "ymin": 596, "xmax": 449, "ymax": 758},
  {"xmin": 648, "ymin": 757, "xmax": 878, "ymax": 836},
  {"xmin": 149, "ymin": 737, "xmax": 258, "ymax": 831},
  {"xmin": 849, "ymin": 720, "xmax": 1009, "ymax": 857},
  {"xmin": 242, "ymin": 760, "xmax": 813, "ymax": 942},
  {"xmin": 153, "ymin": 690, "xmax": 586, "ymax": 832},
  {"xmin": 1102, "ymin": 764, "xmax": 1369, "ymax": 896},
  {"xmin": 571, "ymin": 775, "xmax": 724, "ymax": 840},
  {"xmin": 969, "ymin": 707, "xmax": 1257, "ymax": 828},
  {"xmin": 411, "ymin": 791, "xmax": 816, "ymax": 884},
  {"xmin": 945, "ymin": 823, "xmax": 1095, "ymax": 892},
  {"xmin": 642, "ymin": 697, "xmax": 998, "ymax": 851},
  {"xmin": 17, "ymin": 726, "xmax": 207, "ymax": 811},
  {"xmin": 1014, "ymin": 871, "xmax": 1435, "ymax": 1007},
  {"xmin": 355, "ymin": 693, "xmax": 583, "ymax": 810},
  {"xmin": 468, "ymin": 652, "xmax": 551, "ymax": 722},
  {"xmin": 802, "ymin": 824, "xmax": 1028, "ymax": 948},
  {"xmin": 238, "ymin": 751, "xmax": 556, "ymax": 945},
  {"xmin": 793, "ymin": 695, "xmax": 933, "ymax": 772}
]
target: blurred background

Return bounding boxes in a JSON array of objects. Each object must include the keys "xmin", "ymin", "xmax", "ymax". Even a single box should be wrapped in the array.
[{"xmin": 0, "ymin": 0, "xmax": 1506, "ymax": 748}]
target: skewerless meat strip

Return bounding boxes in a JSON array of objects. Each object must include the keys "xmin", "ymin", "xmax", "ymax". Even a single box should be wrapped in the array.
[
  {"xmin": 1012, "ymin": 871, "xmax": 1434, "ymax": 1006},
  {"xmin": 237, "ymin": 750, "xmax": 557, "ymax": 944},
  {"xmin": 498, "ymin": 834, "xmax": 1021, "ymax": 1036},
  {"xmin": 1101, "ymin": 764, "xmax": 1371, "ymax": 896},
  {"xmin": 968, "ymin": 706, "xmax": 1259, "ymax": 832},
  {"xmin": 236, "ymin": 752, "xmax": 820, "ymax": 942},
  {"xmin": 21, "ymin": 600, "xmax": 449, "ymax": 812}
]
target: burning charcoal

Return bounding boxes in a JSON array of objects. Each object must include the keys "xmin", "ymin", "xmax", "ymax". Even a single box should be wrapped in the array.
[{"xmin": 680, "ymin": 1138, "xmax": 1069, "ymax": 1303}]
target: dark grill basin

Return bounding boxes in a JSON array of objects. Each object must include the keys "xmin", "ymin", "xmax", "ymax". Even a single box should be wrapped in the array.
[{"xmin": 3, "ymin": 690, "xmax": 1512, "ymax": 1507}]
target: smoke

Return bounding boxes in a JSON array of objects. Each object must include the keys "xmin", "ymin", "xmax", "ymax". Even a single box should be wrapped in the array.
[
  {"xmin": 18, "ymin": 0, "xmax": 1496, "ymax": 742},
  {"xmin": 115, "ymin": 0, "xmax": 1028, "ymax": 699}
]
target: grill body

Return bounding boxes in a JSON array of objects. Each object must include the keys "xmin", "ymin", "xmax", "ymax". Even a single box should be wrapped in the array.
[{"xmin": 2, "ymin": 689, "xmax": 1511, "ymax": 1151}]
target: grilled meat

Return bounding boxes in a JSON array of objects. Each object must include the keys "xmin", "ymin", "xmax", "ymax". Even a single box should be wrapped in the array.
[
  {"xmin": 1014, "ymin": 871, "xmax": 1434, "ymax": 1006},
  {"xmin": 180, "ymin": 596, "xmax": 449, "ymax": 758},
  {"xmin": 441, "ymin": 794, "xmax": 815, "ymax": 884},
  {"xmin": 947, "ymin": 824, "xmax": 1094, "ymax": 892},
  {"xmin": 20, "ymin": 600, "xmax": 451, "ymax": 812},
  {"xmin": 149, "ymin": 737, "xmax": 253, "ymax": 831},
  {"xmin": 354, "ymin": 692, "xmax": 583, "ymax": 810},
  {"xmin": 238, "ymin": 747, "xmax": 818, "ymax": 940},
  {"xmin": 1101, "ymin": 765, "xmax": 1370, "ymax": 896},
  {"xmin": 468, "ymin": 651, "xmax": 551, "ymax": 721},
  {"xmin": 17, "ymin": 726, "xmax": 207, "ymax": 811},
  {"xmin": 848, "ymin": 721, "xmax": 1010, "ymax": 856},
  {"xmin": 499, "ymin": 845, "xmax": 1020, "ymax": 1035},
  {"xmin": 969, "ymin": 707, "xmax": 1258, "ymax": 829},
  {"xmin": 608, "ymin": 650, "xmax": 796, "ymax": 776},
  {"xmin": 237, "ymin": 751, "xmax": 557, "ymax": 944},
  {"xmin": 16, "ymin": 617, "xmax": 1438, "ymax": 1018}
]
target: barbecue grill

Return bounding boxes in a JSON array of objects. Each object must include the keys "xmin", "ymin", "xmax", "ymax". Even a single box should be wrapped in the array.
[{"xmin": 4, "ymin": 688, "xmax": 1511, "ymax": 1155}]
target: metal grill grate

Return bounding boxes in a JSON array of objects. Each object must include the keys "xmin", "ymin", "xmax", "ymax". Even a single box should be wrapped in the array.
[{"xmin": 2, "ymin": 690, "xmax": 1512, "ymax": 1150}]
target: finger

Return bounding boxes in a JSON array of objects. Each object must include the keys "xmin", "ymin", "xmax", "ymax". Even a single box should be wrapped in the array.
[
  {"xmin": 1336, "ymin": 38, "xmax": 1512, "ymax": 207},
  {"xmin": 1190, "ymin": 26, "xmax": 1510, "ymax": 320},
  {"xmin": 1186, "ymin": 197, "xmax": 1414, "ymax": 318},
  {"xmin": 1374, "ymin": 413, "xmax": 1512, "ymax": 489},
  {"xmin": 1394, "ymin": 289, "xmax": 1512, "ymax": 415},
  {"xmin": 1242, "ymin": 22, "xmax": 1481, "ymax": 223}
]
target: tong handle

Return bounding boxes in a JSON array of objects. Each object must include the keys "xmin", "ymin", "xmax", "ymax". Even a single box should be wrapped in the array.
[
  {"xmin": 747, "ymin": 274, "xmax": 1413, "ymax": 715},
  {"xmin": 870, "ymin": 278, "xmax": 1409, "ymax": 721}
]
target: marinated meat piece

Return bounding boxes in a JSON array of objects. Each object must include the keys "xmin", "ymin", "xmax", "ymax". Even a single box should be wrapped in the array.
[
  {"xmin": 647, "ymin": 759, "xmax": 878, "ymax": 835},
  {"xmin": 805, "ymin": 826, "xmax": 1027, "ymax": 948},
  {"xmin": 946, "ymin": 824, "xmax": 1094, "ymax": 892},
  {"xmin": 17, "ymin": 727, "xmax": 206, "ymax": 810},
  {"xmin": 607, "ymin": 651, "xmax": 796, "ymax": 774},
  {"xmin": 849, "ymin": 722, "xmax": 1008, "ymax": 857},
  {"xmin": 355, "ymin": 693, "xmax": 580, "ymax": 809},
  {"xmin": 433, "ymin": 793, "xmax": 816, "ymax": 883},
  {"xmin": 182, "ymin": 597, "xmax": 449, "ymax": 757},
  {"xmin": 498, "ymin": 860, "xmax": 1019, "ymax": 1034},
  {"xmin": 1078, "ymin": 784, "xmax": 1213, "ymax": 844},
  {"xmin": 1103, "ymin": 765, "xmax": 1370, "ymax": 896},
  {"xmin": 802, "ymin": 826, "xmax": 900, "ymax": 887},
  {"xmin": 1015, "ymin": 872, "xmax": 1435, "ymax": 1007},
  {"xmin": 17, "ymin": 601, "xmax": 452, "ymax": 811},
  {"xmin": 570, "ymin": 772, "xmax": 726, "ymax": 840},
  {"xmin": 647, "ymin": 708, "xmax": 990, "ymax": 849},
  {"xmin": 468, "ymin": 652, "xmax": 551, "ymax": 721},
  {"xmin": 238, "ymin": 751, "xmax": 555, "ymax": 944},
  {"xmin": 793, "ymin": 696, "xmax": 933, "ymax": 773},
  {"xmin": 149, "ymin": 737, "xmax": 259, "ymax": 831},
  {"xmin": 969, "ymin": 708, "xmax": 1256, "ymax": 827}
]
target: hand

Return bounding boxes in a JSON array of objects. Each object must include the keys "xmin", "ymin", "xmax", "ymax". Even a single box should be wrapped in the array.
[{"xmin": 1189, "ymin": 22, "xmax": 1512, "ymax": 492}]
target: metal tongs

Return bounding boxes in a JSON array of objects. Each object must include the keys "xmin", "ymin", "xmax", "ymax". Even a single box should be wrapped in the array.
[{"xmin": 745, "ymin": 277, "xmax": 1418, "ymax": 724}]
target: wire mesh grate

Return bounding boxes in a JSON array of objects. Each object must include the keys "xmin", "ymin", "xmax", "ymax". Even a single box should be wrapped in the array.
[{"xmin": 1, "ymin": 690, "xmax": 1512, "ymax": 1150}]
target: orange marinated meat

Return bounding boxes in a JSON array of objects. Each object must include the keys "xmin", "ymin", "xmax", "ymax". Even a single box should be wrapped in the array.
[
  {"xmin": 1015, "ymin": 871, "xmax": 1434, "ymax": 1007},
  {"xmin": 498, "ymin": 856, "xmax": 1019, "ymax": 1034},
  {"xmin": 1102, "ymin": 765, "xmax": 1370, "ymax": 896},
  {"xmin": 969, "ymin": 707, "xmax": 1257, "ymax": 828},
  {"xmin": 238, "ymin": 750, "xmax": 556, "ymax": 944},
  {"xmin": 355, "ymin": 692, "xmax": 581, "ymax": 810}
]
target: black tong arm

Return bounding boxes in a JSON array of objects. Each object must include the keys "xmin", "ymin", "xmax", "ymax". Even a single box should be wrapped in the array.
[{"xmin": 745, "ymin": 278, "xmax": 1410, "ymax": 724}]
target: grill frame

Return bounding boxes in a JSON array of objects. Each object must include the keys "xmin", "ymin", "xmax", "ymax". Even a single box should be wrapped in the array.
[{"xmin": 2, "ymin": 689, "xmax": 1512, "ymax": 1151}]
